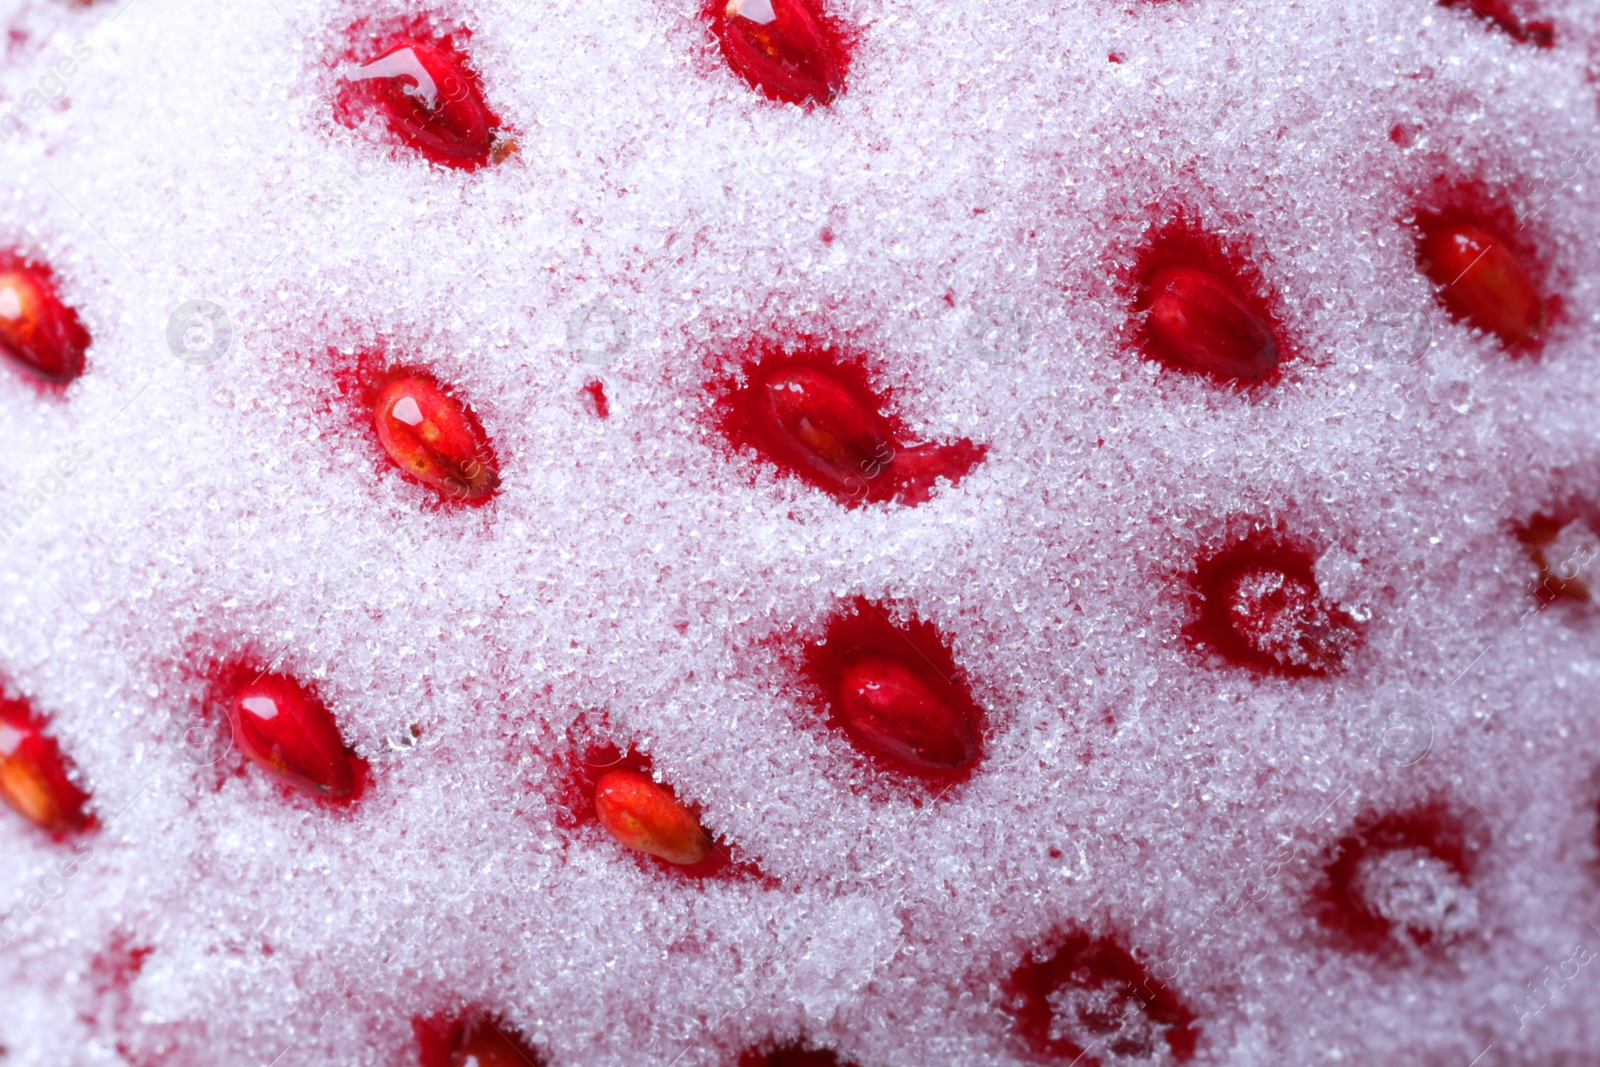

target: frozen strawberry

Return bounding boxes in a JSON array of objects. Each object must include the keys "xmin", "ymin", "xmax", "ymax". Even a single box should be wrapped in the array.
[
  {"xmin": 1316, "ymin": 806, "xmax": 1483, "ymax": 952},
  {"xmin": 1006, "ymin": 929, "xmax": 1199, "ymax": 1065},
  {"xmin": 0, "ymin": 695, "xmax": 91, "ymax": 836},
  {"xmin": 1188, "ymin": 539, "xmax": 1358, "ymax": 676},
  {"xmin": 1136, "ymin": 264, "xmax": 1279, "ymax": 381},
  {"xmin": 0, "ymin": 253, "xmax": 90, "ymax": 384},
  {"xmin": 338, "ymin": 32, "xmax": 503, "ymax": 170},
  {"xmin": 707, "ymin": 0, "xmax": 850, "ymax": 106},
  {"xmin": 593, "ymin": 767, "xmax": 712, "ymax": 866},
  {"xmin": 10, "ymin": 0, "xmax": 1600, "ymax": 1062},
  {"xmin": 415, "ymin": 1012, "xmax": 545, "ymax": 1067},
  {"xmin": 227, "ymin": 674, "xmax": 357, "ymax": 800},
  {"xmin": 718, "ymin": 349, "xmax": 985, "ymax": 507},
  {"xmin": 373, "ymin": 374, "xmax": 499, "ymax": 503},
  {"xmin": 805, "ymin": 598, "xmax": 985, "ymax": 784},
  {"xmin": 1439, "ymin": 0, "xmax": 1553, "ymax": 46},
  {"xmin": 1417, "ymin": 218, "xmax": 1546, "ymax": 349}
]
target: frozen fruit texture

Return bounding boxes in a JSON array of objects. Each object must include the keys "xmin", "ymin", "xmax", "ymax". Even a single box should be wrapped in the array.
[
  {"xmin": 1417, "ymin": 217, "xmax": 1547, "ymax": 350},
  {"xmin": 1007, "ymin": 929, "xmax": 1199, "ymax": 1065},
  {"xmin": 717, "ymin": 350, "xmax": 986, "ymax": 507},
  {"xmin": 1316, "ymin": 806, "xmax": 1483, "ymax": 952},
  {"xmin": 415, "ymin": 1013, "xmax": 545, "ymax": 1067},
  {"xmin": 1347, "ymin": 847, "xmax": 1480, "ymax": 946},
  {"xmin": 594, "ymin": 767, "xmax": 713, "ymax": 866},
  {"xmin": 0, "ymin": 253, "xmax": 90, "ymax": 384},
  {"xmin": 804, "ymin": 598, "xmax": 985, "ymax": 785},
  {"xmin": 81, "ymin": 935, "xmax": 157, "ymax": 1065},
  {"xmin": 1188, "ymin": 539, "xmax": 1358, "ymax": 676},
  {"xmin": 1517, "ymin": 514, "xmax": 1599, "ymax": 606},
  {"xmin": 373, "ymin": 374, "xmax": 500, "ymax": 503},
  {"xmin": 1439, "ymin": 0, "xmax": 1554, "ymax": 47},
  {"xmin": 227, "ymin": 673, "xmax": 358, "ymax": 800},
  {"xmin": 0, "ymin": 694, "xmax": 90, "ymax": 836},
  {"xmin": 337, "ymin": 32, "xmax": 503, "ymax": 170},
  {"xmin": 706, "ymin": 0, "xmax": 850, "ymax": 106},
  {"xmin": 12, "ymin": 0, "xmax": 1600, "ymax": 1062}
]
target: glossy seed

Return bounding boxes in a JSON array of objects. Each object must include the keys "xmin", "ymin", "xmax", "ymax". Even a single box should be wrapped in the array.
[
  {"xmin": 0, "ymin": 698, "xmax": 91, "ymax": 835},
  {"xmin": 1418, "ymin": 221, "xmax": 1546, "ymax": 348},
  {"xmin": 228, "ymin": 675, "xmax": 355, "ymax": 799},
  {"xmin": 341, "ymin": 37, "xmax": 500, "ymax": 170},
  {"xmin": 758, "ymin": 364, "xmax": 894, "ymax": 498},
  {"xmin": 593, "ymin": 768, "xmax": 711, "ymax": 865},
  {"xmin": 0, "ymin": 254, "xmax": 90, "ymax": 384},
  {"xmin": 711, "ymin": 0, "xmax": 848, "ymax": 106},
  {"xmin": 373, "ymin": 375, "xmax": 499, "ymax": 501},
  {"xmin": 835, "ymin": 652, "xmax": 980, "ymax": 773},
  {"xmin": 1140, "ymin": 264, "xmax": 1279, "ymax": 380},
  {"xmin": 722, "ymin": 354, "xmax": 985, "ymax": 506}
]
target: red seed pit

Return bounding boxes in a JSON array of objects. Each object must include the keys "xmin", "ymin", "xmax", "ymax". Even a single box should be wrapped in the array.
[{"xmin": 716, "ymin": 344, "xmax": 985, "ymax": 507}]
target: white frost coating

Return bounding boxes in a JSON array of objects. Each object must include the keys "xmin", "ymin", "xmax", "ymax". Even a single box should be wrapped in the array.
[
  {"xmin": 0, "ymin": 0, "xmax": 1597, "ymax": 1064},
  {"xmin": 1045, "ymin": 984, "xmax": 1171, "ymax": 1066},
  {"xmin": 1348, "ymin": 846, "xmax": 1480, "ymax": 948},
  {"xmin": 1542, "ymin": 518, "xmax": 1600, "ymax": 588},
  {"xmin": 782, "ymin": 896, "xmax": 900, "ymax": 1020}
]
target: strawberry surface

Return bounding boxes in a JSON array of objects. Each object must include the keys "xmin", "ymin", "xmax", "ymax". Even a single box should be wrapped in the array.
[{"xmin": 1, "ymin": 0, "xmax": 1599, "ymax": 1065}]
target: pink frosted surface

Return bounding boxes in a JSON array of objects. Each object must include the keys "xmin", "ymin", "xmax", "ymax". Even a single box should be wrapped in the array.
[{"xmin": 2, "ymin": 0, "xmax": 1600, "ymax": 1064}]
